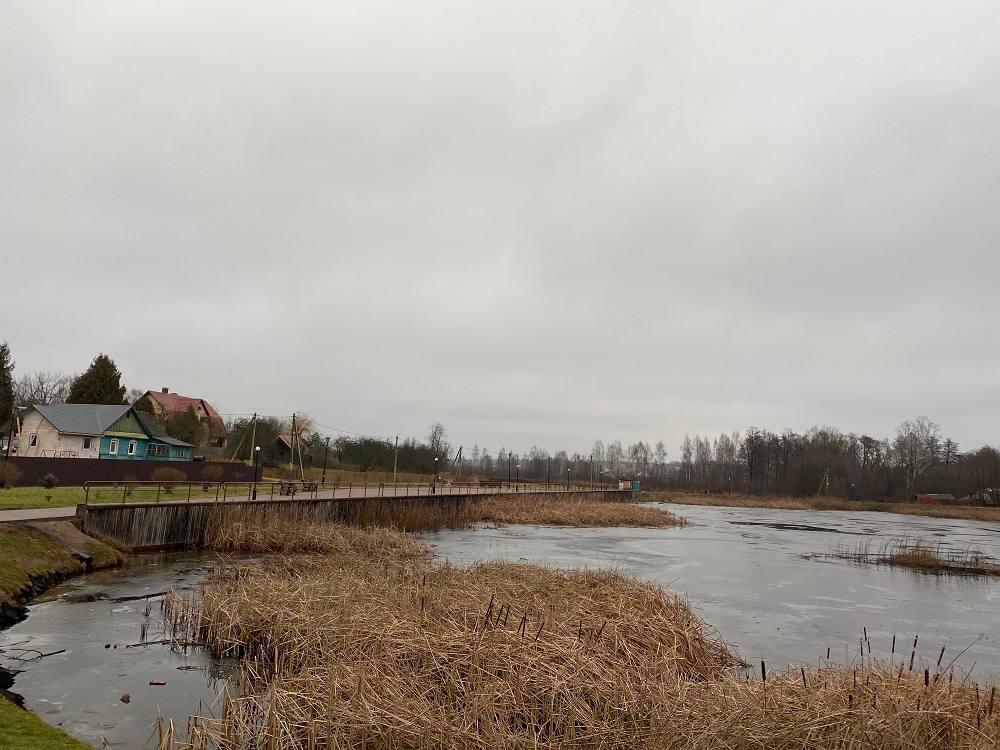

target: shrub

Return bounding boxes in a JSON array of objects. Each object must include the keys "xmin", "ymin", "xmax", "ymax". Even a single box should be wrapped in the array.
[
  {"xmin": 0, "ymin": 462, "xmax": 22, "ymax": 489},
  {"xmin": 39, "ymin": 472, "xmax": 60, "ymax": 489},
  {"xmin": 201, "ymin": 464, "xmax": 224, "ymax": 482},
  {"xmin": 151, "ymin": 466, "xmax": 187, "ymax": 493}
]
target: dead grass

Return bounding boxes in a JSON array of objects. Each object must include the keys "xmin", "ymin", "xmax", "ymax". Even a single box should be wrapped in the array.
[
  {"xmin": 830, "ymin": 537, "xmax": 1000, "ymax": 576},
  {"xmin": 161, "ymin": 522, "xmax": 1000, "ymax": 749},
  {"xmin": 466, "ymin": 494, "xmax": 684, "ymax": 528},
  {"xmin": 652, "ymin": 491, "xmax": 1000, "ymax": 524},
  {"xmin": 201, "ymin": 493, "xmax": 683, "ymax": 540}
]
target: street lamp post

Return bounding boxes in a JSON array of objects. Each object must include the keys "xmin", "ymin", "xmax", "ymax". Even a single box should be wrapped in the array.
[
  {"xmin": 252, "ymin": 446, "xmax": 261, "ymax": 500},
  {"xmin": 516, "ymin": 462, "xmax": 520, "ymax": 490},
  {"xmin": 321, "ymin": 436, "xmax": 330, "ymax": 483},
  {"xmin": 433, "ymin": 456, "xmax": 439, "ymax": 495},
  {"xmin": 566, "ymin": 467, "xmax": 571, "ymax": 490}
]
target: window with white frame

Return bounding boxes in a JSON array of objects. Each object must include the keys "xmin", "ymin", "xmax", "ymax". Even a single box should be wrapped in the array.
[
  {"xmin": 109, "ymin": 438, "xmax": 118, "ymax": 455},
  {"xmin": 128, "ymin": 440, "xmax": 137, "ymax": 456},
  {"xmin": 82, "ymin": 437, "xmax": 92, "ymax": 450},
  {"xmin": 29, "ymin": 433, "xmax": 38, "ymax": 447}
]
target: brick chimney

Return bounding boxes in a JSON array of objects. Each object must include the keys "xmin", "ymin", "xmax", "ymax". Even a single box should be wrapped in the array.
[{"xmin": 161, "ymin": 387, "xmax": 169, "ymax": 394}]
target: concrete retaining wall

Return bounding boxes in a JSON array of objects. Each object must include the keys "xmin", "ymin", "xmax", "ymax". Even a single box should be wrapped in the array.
[{"xmin": 76, "ymin": 490, "xmax": 634, "ymax": 551}]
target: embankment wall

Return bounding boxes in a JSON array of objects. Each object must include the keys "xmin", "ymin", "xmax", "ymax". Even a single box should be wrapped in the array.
[{"xmin": 77, "ymin": 491, "xmax": 634, "ymax": 551}]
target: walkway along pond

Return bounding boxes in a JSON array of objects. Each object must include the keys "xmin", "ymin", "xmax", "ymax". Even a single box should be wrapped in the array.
[{"xmin": 1, "ymin": 502, "xmax": 999, "ymax": 747}]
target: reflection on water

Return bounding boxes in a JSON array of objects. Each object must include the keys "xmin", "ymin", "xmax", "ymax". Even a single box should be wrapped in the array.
[{"xmin": 1, "ymin": 504, "xmax": 998, "ymax": 747}]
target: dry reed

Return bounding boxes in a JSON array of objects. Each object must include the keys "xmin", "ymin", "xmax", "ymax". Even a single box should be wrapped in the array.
[
  {"xmin": 463, "ymin": 494, "xmax": 683, "ymax": 528},
  {"xmin": 203, "ymin": 493, "xmax": 683, "ymax": 540},
  {"xmin": 163, "ymin": 523, "xmax": 999, "ymax": 749},
  {"xmin": 830, "ymin": 537, "xmax": 1000, "ymax": 576}
]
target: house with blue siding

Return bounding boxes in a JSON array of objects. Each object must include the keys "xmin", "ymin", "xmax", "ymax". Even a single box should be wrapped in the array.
[{"xmin": 18, "ymin": 403, "xmax": 193, "ymax": 460}]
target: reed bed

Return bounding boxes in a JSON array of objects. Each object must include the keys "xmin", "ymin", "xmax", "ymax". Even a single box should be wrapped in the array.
[
  {"xmin": 162, "ymin": 523, "xmax": 999, "ymax": 749},
  {"xmin": 462, "ymin": 494, "xmax": 684, "ymax": 528},
  {"xmin": 830, "ymin": 537, "xmax": 1000, "ymax": 576},
  {"xmin": 202, "ymin": 493, "xmax": 682, "ymax": 540}
]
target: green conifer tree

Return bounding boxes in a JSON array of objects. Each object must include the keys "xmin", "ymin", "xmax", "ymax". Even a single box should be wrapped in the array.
[{"xmin": 67, "ymin": 353, "xmax": 128, "ymax": 405}]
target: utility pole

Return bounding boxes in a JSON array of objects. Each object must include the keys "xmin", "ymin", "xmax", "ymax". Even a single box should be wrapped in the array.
[
  {"xmin": 252, "ymin": 446, "xmax": 261, "ymax": 499},
  {"xmin": 507, "ymin": 451, "xmax": 511, "ymax": 484},
  {"xmin": 392, "ymin": 434, "xmax": 399, "ymax": 484},
  {"xmin": 248, "ymin": 412, "xmax": 257, "ymax": 463},
  {"xmin": 289, "ymin": 413, "xmax": 296, "ymax": 472},
  {"xmin": 321, "ymin": 436, "xmax": 330, "ymax": 483}
]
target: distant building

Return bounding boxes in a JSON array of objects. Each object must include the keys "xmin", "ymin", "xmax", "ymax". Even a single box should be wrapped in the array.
[
  {"xmin": 959, "ymin": 489, "xmax": 1000, "ymax": 506},
  {"xmin": 274, "ymin": 432, "xmax": 313, "ymax": 464},
  {"xmin": 912, "ymin": 493, "xmax": 956, "ymax": 504},
  {"xmin": 17, "ymin": 403, "xmax": 192, "ymax": 460},
  {"xmin": 139, "ymin": 388, "xmax": 228, "ymax": 447}
]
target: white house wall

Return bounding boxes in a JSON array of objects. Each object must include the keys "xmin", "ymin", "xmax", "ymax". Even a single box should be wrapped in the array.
[{"xmin": 18, "ymin": 411, "xmax": 101, "ymax": 459}]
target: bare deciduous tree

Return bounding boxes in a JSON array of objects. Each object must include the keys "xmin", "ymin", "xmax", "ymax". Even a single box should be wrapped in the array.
[{"xmin": 13, "ymin": 371, "xmax": 71, "ymax": 407}]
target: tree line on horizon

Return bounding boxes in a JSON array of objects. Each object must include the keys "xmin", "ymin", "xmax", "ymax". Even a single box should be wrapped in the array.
[
  {"xmin": 666, "ymin": 417, "xmax": 999, "ymax": 501},
  {"xmin": 4, "ymin": 343, "xmax": 997, "ymax": 499}
]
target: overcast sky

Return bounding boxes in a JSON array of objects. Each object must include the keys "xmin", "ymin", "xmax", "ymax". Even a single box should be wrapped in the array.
[{"xmin": 3, "ymin": 1, "xmax": 1000, "ymax": 456}]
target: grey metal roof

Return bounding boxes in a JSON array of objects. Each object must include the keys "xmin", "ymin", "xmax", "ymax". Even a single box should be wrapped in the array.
[
  {"xmin": 136, "ymin": 410, "xmax": 168, "ymax": 437},
  {"xmin": 35, "ymin": 403, "xmax": 131, "ymax": 435},
  {"xmin": 136, "ymin": 410, "xmax": 194, "ymax": 447},
  {"xmin": 154, "ymin": 435, "xmax": 193, "ymax": 448}
]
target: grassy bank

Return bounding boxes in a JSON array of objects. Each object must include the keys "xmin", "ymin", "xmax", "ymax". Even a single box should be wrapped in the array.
[
  {"xmin": 830, "ymin": 537, "xmax": 1000, "ymax": 576},
  {"xmin": 0, "ymin": 523, "xmax": 120, "ymax": 616},
  {"xmin": 651, "ymin": 491, "xmax": 1000, "ymax": 523},
  {"xmin": 1, "ymin": 525, "xmax": 120, "ymax": 749},
  {"xmin": 0, "ymin": 696, "xmax": 89, "ymax": 750},
  {"xmin": 163, "ymin": 522, "xmax": 999, "ymax": 749}
]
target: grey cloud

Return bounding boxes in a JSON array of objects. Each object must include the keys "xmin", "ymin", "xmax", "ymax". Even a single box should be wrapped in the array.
[{"xmin": 3, "ymin": 0, "xmax": 1000, "ymax": 454}]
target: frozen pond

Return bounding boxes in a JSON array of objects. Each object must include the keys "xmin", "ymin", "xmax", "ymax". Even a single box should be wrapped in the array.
[
  {"xmin": 2, "ymin": 502, "xmax": 999, "ymax": 746},
  {"xmin": 425, "ymin": 503, "xmax": 1000, "ymax": 678},
  {"xmin": 0, "ymin": 554, "xmax": 235, "ymax": 748}
]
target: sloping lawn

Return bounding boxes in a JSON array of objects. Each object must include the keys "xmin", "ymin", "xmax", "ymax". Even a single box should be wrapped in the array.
[
  {"xmin": 0, "ymin": 696, "xmax": 90, "ymax": 750},
  {"xmin": 0, "ymin": 523, "xmax": 120, "ymax": 610}
]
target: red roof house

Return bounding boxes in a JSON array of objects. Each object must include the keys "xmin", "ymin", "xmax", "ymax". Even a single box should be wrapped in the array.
[{"xmin": 140, "ymin": 388, "xmax": 228, "ymax": 447}]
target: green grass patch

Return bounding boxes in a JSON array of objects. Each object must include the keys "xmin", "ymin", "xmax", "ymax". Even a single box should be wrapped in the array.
[
  {"xmin": 0, "ymin": 695, "xmax": 90, "ymax": 750},
  {"xmin": 0, "ymin": 484, "xmax": 228, "ymax": 511},
  {"xmin": 0, "ymin": 486, "xmax": 89, "ymax": 511},
  {"xmin": 0, "ymin": 524, "xmax": 118, "ymax": 608}
]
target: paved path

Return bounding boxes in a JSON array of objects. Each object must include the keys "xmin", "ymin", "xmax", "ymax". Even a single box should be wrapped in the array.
[{"xmin": 0, "ymin": 506, "xmax": 78, "ymax": 522}]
